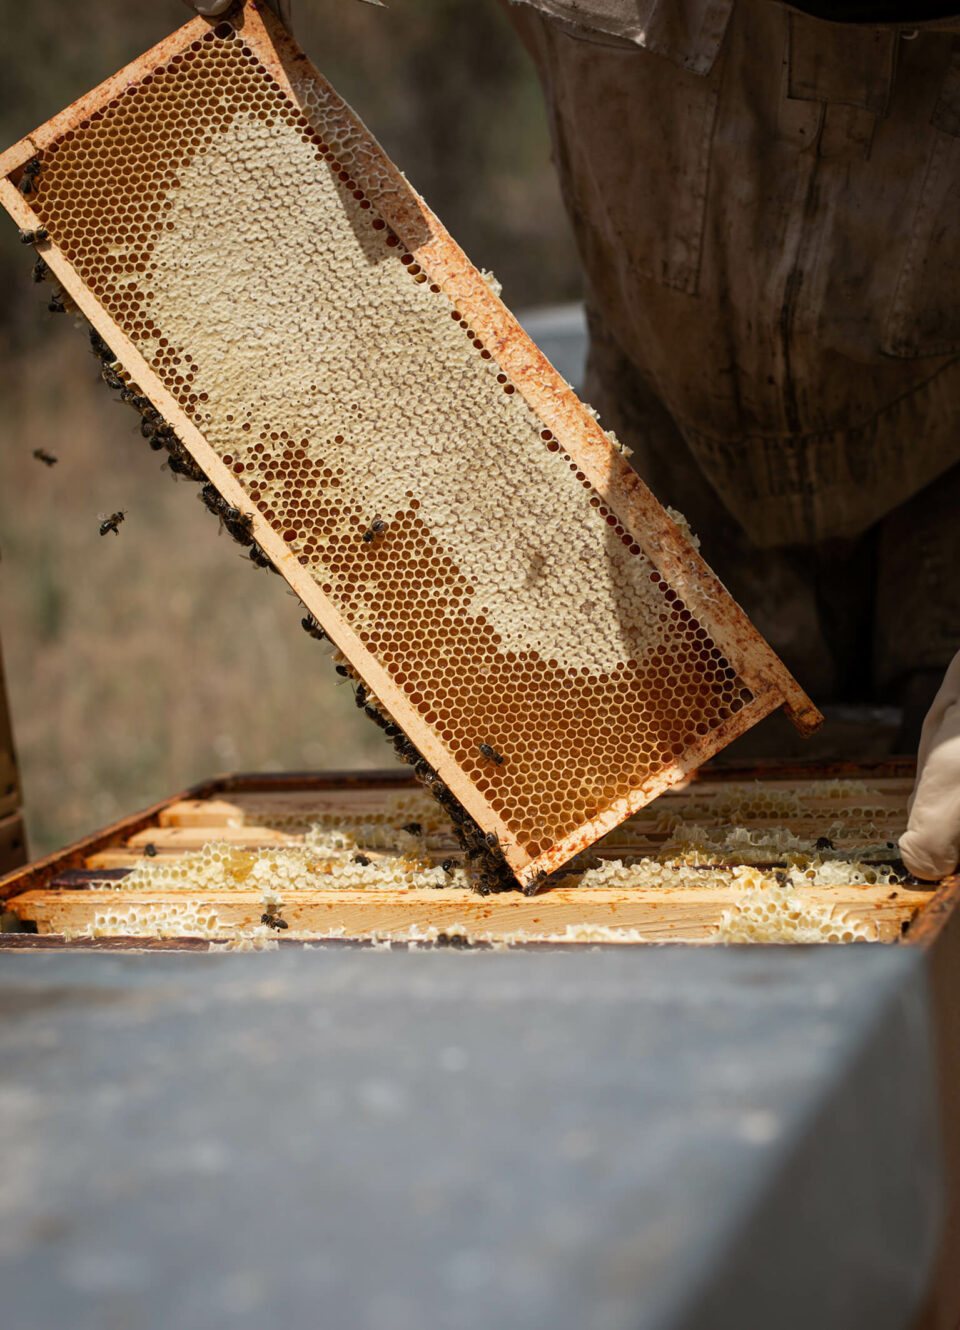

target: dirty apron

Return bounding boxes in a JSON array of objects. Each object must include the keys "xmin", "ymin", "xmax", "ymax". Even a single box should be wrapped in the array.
[{"xmin": 505, "ymin": 0, "xmax": 960, "ymax": 705}]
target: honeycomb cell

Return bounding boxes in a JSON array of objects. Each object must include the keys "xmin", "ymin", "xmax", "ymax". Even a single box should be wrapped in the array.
[{"xmin": 11, "ymin": 10, "xmax": 807, "ymax": 877}]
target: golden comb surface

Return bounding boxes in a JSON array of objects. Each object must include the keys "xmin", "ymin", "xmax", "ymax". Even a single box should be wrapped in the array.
[{"xmin": 0, "ymin": 1, "xmax": 820, "ymax": 888}]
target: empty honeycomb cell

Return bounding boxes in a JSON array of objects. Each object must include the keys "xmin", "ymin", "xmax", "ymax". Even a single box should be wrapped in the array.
[{"xmin": 2, "ymin": 2, "xmax": 818, "ymax": 886}]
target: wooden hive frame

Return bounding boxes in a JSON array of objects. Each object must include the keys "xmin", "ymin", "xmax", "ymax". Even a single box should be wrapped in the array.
[
  {"xmin": 0, "ymin": 1, "xmax": 821, "ymax": 890},
  {"xmin": 0, "ymin": 760, "xmax": 935, "ymax": 949}
]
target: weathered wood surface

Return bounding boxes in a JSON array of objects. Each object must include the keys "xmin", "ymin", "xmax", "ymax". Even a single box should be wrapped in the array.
[{"xmin": 5, "ymin": 883, "xmax": 933, "ymax": 945}]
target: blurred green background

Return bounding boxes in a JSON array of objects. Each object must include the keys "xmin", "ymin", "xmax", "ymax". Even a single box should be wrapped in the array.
[{"xmin": 0, "ymin": 0, "xmax": 581, "ymax": 855}]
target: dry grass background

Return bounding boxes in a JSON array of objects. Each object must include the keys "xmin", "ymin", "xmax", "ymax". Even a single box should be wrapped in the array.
[{"xmin": 0, "ymin": 0, "xmax": 580, "ymax": 856}]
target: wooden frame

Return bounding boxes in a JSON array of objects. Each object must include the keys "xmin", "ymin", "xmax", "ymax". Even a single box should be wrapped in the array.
[
  {"xmin": 0, "ymin": 1, "xmax": 821, "ymax": 888},
  {"xmin": 0, "ymin": 759, "xmax": 937, "ymax": 948}
]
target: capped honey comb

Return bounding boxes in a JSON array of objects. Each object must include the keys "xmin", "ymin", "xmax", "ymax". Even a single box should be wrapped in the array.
[{"xmin": 0, "ymin": 1, "xmax": 820, "ymax": 889}]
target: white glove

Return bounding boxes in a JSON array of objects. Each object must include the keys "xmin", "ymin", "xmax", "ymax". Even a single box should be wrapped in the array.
[{"xmin": 900, "ymin": 651, "xmax": 960, "ymax": 880}]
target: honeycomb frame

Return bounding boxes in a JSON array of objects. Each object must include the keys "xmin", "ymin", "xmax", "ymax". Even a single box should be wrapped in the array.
[{"xmin": 0, "ymin": 1, "xmax": 821, "ymax": 889}]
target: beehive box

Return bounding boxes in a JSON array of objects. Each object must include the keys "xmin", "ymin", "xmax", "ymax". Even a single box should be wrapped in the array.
[
  {"xmin": 0, "ymin": 1, "xmax": 819, "ymax": 889},
  {"xmin": 1, "ymin": 761, "xmax": 948, "ymax": 950}
]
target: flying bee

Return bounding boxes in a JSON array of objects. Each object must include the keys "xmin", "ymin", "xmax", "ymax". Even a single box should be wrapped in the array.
[
  {"xmin": 477, "ymin": 743, "xmax": 504, "ymax": 766},
  {"xmin": 31, "ymin": 255, "xmax": 48, "ymax": 284},
  {"xmin": 98, "ymin": 510, "xmax": 127, "ymax": 536},
  {"xmin": 362, "ymin": 516, "xmax": 387, "ymax": 544},
  {"xmin": 18, "ymin": 227, "xmax": 48, "ymax": 245},
  {"xmin": 815, "ymin": 836, "xmax": 835, "ymax": 853},
  {"xmin": 32, "ymin": 448, "xmax": 58, "ymax": 467},
  {"xmin": 260, "ymin": 908, "xmax": 288, "ymax": 931},
  {"xmin": 18, "ymin": 156, "xmax": 41, "ymax": 195}
]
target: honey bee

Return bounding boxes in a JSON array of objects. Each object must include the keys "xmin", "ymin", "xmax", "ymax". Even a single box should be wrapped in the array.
[
  {"xmin": 18, "ymin": 227, "xmax": 48, "ymax": 245},
  {"xmin": 814, "ymin": 837, "xmax": 835, "ymax": 853},
  {"xmin": 47, "ymin": 289, "xmax": 66, "ymax": 314},
  {"xmin": 32, "ymin": 448, "xmax": 58, "ymax": 467},
  {"xmin": 354, "ymin": 682, "xmax": 367, "ymax": 708},
  {"xmin": 98, "ymin": 510, "xmax": 127, "ymax": 536},
  {"xmin": 260, "ymin": 908, "xmax": 289, "ymax": 931},
  {"xmin": 199, "ymin": 484, "xmax": 225, "ymax": 518},
  {"xmin": 223, "ymin": 509, "xmax": 254, "ymax": 546},
  {"xmin": 301, "ymin": 612, "xmax": 327, "ymax": 639},
  {"xmin": 362, "ymin": 516, "xmax": 387, "ymax": 543},
  {"xmin": 335, "ymin": 664, "xmax": 349, "ymax": 677},
  {"xmin": 484, "ymin": 831, "xmax": 500, "ymax": 851},
  {"xmin": 140, "ymin": 417, "xmax": 165, "ymax": 443},
  {"xmin": 523, "ymin": 869, "xmax": 549, "ymax": 897},
  {"xmin": 477, "ymin": 743, "xmax": 504, "ymax": 765},
  {"xmin": 248, "ymin": 543, "xmax": 273, "ymax": 571},
  {"xmin": 441, "ymin": 859, "xmax": 455, "ymax": 874},
  {"xmin": 89, "ymin": 329, "xmax": 115, "ymax": 363},
  {"xmin": 353, "ymin": 854, "xmax": 371, "ymax": 867},
  {"xmin": 31, "ymin": 256, "xmax": 48, "ymax": 284},
  {"xmin": 143, "ymin": 843, "xmax": 158, "ymax": 858},
  {"xmin": 164, "ymin": 444, "xmax": 205, "ymax": 484},
  {"xmin": 18, "ymin": 156, "xmax": 41, "ymax": 195},
  {"xmin": 120, "ymin": 388, "xmax": 151, "ymax": 412},
  {"xmin": 101, "ymin": 365, "xmax": 126, "ymax": 392},
  {"xmin": 401, "ymin": 822, "xmax": 422, "ymax": 837},
  {"xmin": 300, "ymin": 613, "xmax": 324, "ymax": 638}
]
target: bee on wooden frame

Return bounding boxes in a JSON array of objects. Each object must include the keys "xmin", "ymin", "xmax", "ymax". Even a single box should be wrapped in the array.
[
  {"xmin": 18, "ymin": 156, "xmax": 41, "ymax": 196},
  {"xmin": 250, "ymin": 542, "xmax": 274, "ymax": 572},
  {"xmin": 260, "ymin": 907, "xmax": 289, "ymax": 931}
]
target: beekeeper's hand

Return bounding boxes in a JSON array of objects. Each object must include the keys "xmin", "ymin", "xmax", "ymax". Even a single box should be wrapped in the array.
[{"xmin": 900, "ymin": 652, "xmax": 960, "ymax": 880}]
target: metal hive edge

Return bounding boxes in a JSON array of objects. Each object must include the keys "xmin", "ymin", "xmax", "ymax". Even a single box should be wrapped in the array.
[{"xmin": 0, "ymin": 0, "xmax": 822, "ymax": 890}]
